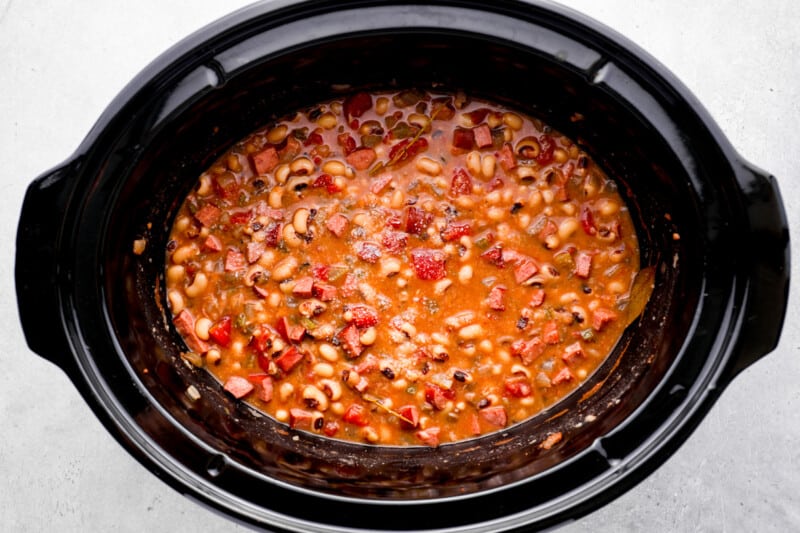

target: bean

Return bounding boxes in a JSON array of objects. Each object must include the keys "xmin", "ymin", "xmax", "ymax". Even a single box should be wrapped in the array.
[
  {"xmin": 359, "ymin": 327, "xmax": 377, "ymax": 346},
  {"xmin": 458, "ymin": 324, "xmax": 484, "ymax": 340},
  {"xmin": 517, "ymin": 165, "xmax": 536, "ymax": 181},
  {"xmin": 317, "ymin": 112, "xmax": 338, "ymax": 129},
  {"xmin": 167, "ymin": 265, "xmax": 185, "ymax": 284},
  {"xmin": 290, "ymin": 156, "xmax": 315, "ymax": 176},
  {"xmin": 408, "ymin": 113, "xmax": 430, "ymax": 131},
  {"xmin": 379, "ymin": 257, "xmax": 402, "ymax": 277},
  {"xmin": 185, "ymin": 272, "xmax": 208, "ymax": 298},
  {"xmin": 503, "ymin": 112, "xmax": 523, "ymax": 130},
  {"xmin": 434, "ymin": 278, "xmax": 452, "ymax": 295},
  {"xmin": 487, "ymin": 206, "xmax": 505, "ymax": 221},
  {"xmin": 267, "ymin": 292, "xmax": 281, "ymax": 307},
  {"xmin": 558, "ymin": 218, "xmax": 579, "ymax": 240},
  {"xmin": 167, "ymin": 290, "xmax": 184, "ymax": 314},
  {"xmin": 282, "ymin": 224, "xmax": 304, "ymax": 248},
  {"xmin": 485, "ymin": 190, "xmax": 501, "ymax": 205},
  {"xmin": 195, "ymin": 317, "xmax": 212, "ymax": 340},
  {"xmin": 561, "ymin": 202, "xmax": 577, "ymax": 216},
  {"xmin": 478, "ymin": 339, "xmax": 493, "ymax": 353},
  {"xmin": 244, "ymin": 264, "xmax": 266, "ymax": 287},
  {"xmin": 197, "ymin": 174, "xmax": 212, "ymax": 196},
  {"xmin": 608, "ymin": 280, "xmax": 625, "ymax": 294},
  {"xmin": 227, "ymin": 154, "xmax": 242, "ymax": 172},
  {"xmin": 312, "ymin": 363, "xmax": 334, "ymax": 378},
  {"xmin": 466, "ymin": 151, "xmax": 481, "ymax": 176},
  {"xmin": 279, "ymin": 382, "xmax": 295, "ymax": 401},
  {"xmin": 292, "ymin": 207, "xmax": 310, "ymax": 234},
  {"xmin": 389, "ymin": 189, "xmax": 405, "ymax": 209},
  {"xmin": 363, "ymin": 427, "xmax": 380, "ymax": 443},
  {"xmin": 481, "ymin": 154, "xmax": 496, "ymax": 179},
  {"xmin": 268, "ymin": 187, "xmax": 284, "ymax": 208},
  {"xmin": 375, "ymin": 97, "xmax": 389, "ymax": 115},
  {"xmin": 528, "ymin": 190, "xmax": 543, "ymax": 209},
  {"xmin": 415, "ymin": 156, "xmax": 442, "ymax": 176},
  {"xmin": 275, "ymin": 164, "xmax": 291, "ymax": 184},
  {"xmin": 267, "ymin": 124, "xmax": 288, "ymax": 144},
  {"xmin": 599, "ymin": 199, "xmax": 620, "ymax": 216},
  {"xmin": 319, "ymin": 379, "xmax": 342, "ymax": 401},
  {"xmin": 206, "ymin": 348, "xmax": 221, "ymax": 365},
  {"xmin": 171, "ymin": 244, "xmax": 197, "ymax": 264},
  {"xmin": 553, "ymin": 148, "xmax": 569, "ymax": 164},
  {"xmin": 271, "ymin": 257, "xmax": 298, "ymax": 281},
  {"xmin": 302, "ymin": 385, "xmax": 329, "ymax": 411},
  {"xmin": 544, "ymin": 234, "xmax": 560, "ymax": 250},
  {"xmin": 322, "ymin": 160, "xmax": 347, "ymax": 176},
  {"xmin": 318, "ymin": 343, "xmax": 339, "ymax": 362},
  {"xmin": 275, "ymin": 409, "xmax": 289, "ymax": 422}
]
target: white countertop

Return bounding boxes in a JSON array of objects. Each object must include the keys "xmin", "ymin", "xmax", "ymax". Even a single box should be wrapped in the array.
[{"xmin": 2, "ymin": 1, "xmax": 798, "ymax": 531}]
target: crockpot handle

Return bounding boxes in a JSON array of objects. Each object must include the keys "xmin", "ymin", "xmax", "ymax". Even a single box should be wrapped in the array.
[
  {"xmin": 726, "ymin": 162, "xmax": 790, "ymax": 378},
  {"xmin": 15, "ymin": 160, "xmax": 79, "ymax": 378}
]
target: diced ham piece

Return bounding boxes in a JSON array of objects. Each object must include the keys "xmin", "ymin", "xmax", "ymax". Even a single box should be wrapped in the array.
[
  {"xmin": 346, "ymin": 147, "xmax": 377, "ymax": 170},
  {"xmin": 339, "ymin": 324, "xmax": 363, "ymax": 358},
  {"xmin": 497, "ymin": 143, "xmax": 517, "ymax": 172},
  {"xmin": 504, "ymin": 376, "xmax": 532, "ymax": 397},
  {"xmin": 246, "ymin": 241, "xmax": 265, "ymax": 263},
  {"xmin": 449, "ymin": 168, "xmax": 472, "ymax": 197},
  {"xmin": 274, "ymin": 345, "xmax": 305, "ymax": 373},
  {"xmin": 258, "ymin": 377, "xmax": 274, "ymax": 403},
  {"xmin": 340, "ymin": 273, "xmax": 358, "ymax": 298},
  {"xmin": 381, "ymin": 230, "xmax": 408, "ymax": 254},
  {"xmin": 410, "ymin": 248, "xmax": 447, "ymax": 280},
  {"xmin": 487, "ymin": 285, "xmax": 507, "ymax": 311},
  {"xmin": 479, "ymin": 406, "xmax": 508, "ymax": 427},
  {"xmin": 511, "ymin": 336, "xmax": 545, "ymax": 365},
  {"xmin": 347, "ymin": 304, "xmax": 379, "ymax": 328},
  {"xmin": 343, "ymin": 92, "xmax": 372, "ymax": 120},
  {"xmin": 289, "ymin": 408, "xmax": 314, "ymax": 429},
  {"xmin": 194, "ymin": 204, "xmax": 221, "ymax": 227},
  {"xmin": 278, "ymin": 136, "xmax": 302, "ymax": 160},
  {"xmin": 275, "ymin": 317, "xmax": 306, "ymax": 343},
  {"xmin": 441, "ymin": 220, "xmax": 472, "ymax": 242},
  {"xmin": 514, "ymin": 258, "xmax": 539, "ymax": 284},
  {"xmin": 264, "ymin": 222, "xmax": 281, "ymax": 247},
  {"xmin": 354, "ymin": 354, "xmax": 379, "ymax": 374},
  {"xmin": 224, "ymin": 249, "xmax": 246, "ymax": 272},
  {"xmin": 398, "ymin": 405, "xmax": 420, "ymax": 429},
  {"xmin": 452, "ymin": 127, "xmax": 475, "ymax": 150},
  {"xmin": 473, "ymin": 124, "xmax": 493, "ymax": 148},
  {"xmin": 355, "ymin": 241, "xmax": 382, "ymax": 263},
  {"xmin": 592, "ymin": 307, "xmax": 618, "ymax": 331},
  {"xmin": 291, "ymin": 276, "xmax": 314, "ymax": 298},
  {"xmin": 424, "ymin": 383, "xmax": 453, "ymax": 410},
  {"xmin": 173, "ymin": 309, "xmax": 209, "ymax": 354},
  {"xmin": 575, "ymin": 252, "xmax": 592, "ymax": 278},
  {"xmin": 224, "ymin": 376, "xmax": 254, "ymax": 399},
  {"xmin": 562, "ymin": 342, "xmax": 584, "ymax": 365},
  {"xmin": 529, "ymin": 288, "xmax": 546, "ymax": 308},
  {"xmin": 229, "ymin": 209, "xmax": 252, "ymax": 225},
  {"xmin": 312, "ymin": 282, "xmax": 337, "ymax": 302},
  {"xmin": 256, "ymin": 202, "xmax": 283, "ymax": 220},
  {"xmin": 405, "ymin": 206, "xmax": 433, "ymax": 236},
  {"xmin": 202, "ymin": 235, "xmax": 223, "ymax": 252},
  {"xmin": 325, "ymin": 213, "xmax": 349, "ymax": 237},
  {"xmin": 543, "ymin": 320, "xmax": 560, "ymax": 344},
  {"xmin": 552, "ymin": 367, "xmax": 574, "ymax": 385},
  {"xmin": 343, "ymin": 404, "xmax": 370, "ymax": 426},
  {"xmin": 337, "ymin": 133, "xmax": 357, "ymax": 155},
  {"xmin": 369, "ymin": 173, "xmax": 394, "ymax": 194},
  {"xmin": 252, "ymin": 146, "xmax": 279, "ymax": 175},
  {"xmin": 312, "ymin": 173, "xmax": 342, "ymax": 194},
  {"xmin": 416, "ymin": 426, "xmax": 441, "ymax": 447},
  {"xmin": 480, "ymin": 245, "xmax": 505, "ymax": 268}
]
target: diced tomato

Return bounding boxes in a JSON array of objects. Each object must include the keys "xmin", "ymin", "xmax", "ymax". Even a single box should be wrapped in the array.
[
  {"xmin": 410, "ymin": 248, "xmax": 447, "ymax": 280},
  {"xmin": 224, "ymin": 249, "xmax": 246, "ymax": 272},
  {"xmin": 592, "ymin": 307, "xmax": 617, "ymax": 331},
  {"xmin": 250, "ymin": 327, "xmax": 276, "ymax": 356},
  {"xmin": 486, "ymin": 285, "xmax": 507, "ymax": 311},
  {"xmin": 552, "ymin": 367, "xmax": 574, "ymax": 385},
  {"xmin": 580, "ymin": 206, "xmax": 597, "ymax": 235},
  {"xmin": 173, "ymin": 309, "xmax": 209, "ymax": 354},
  {"xmin": 347, "ymin": 304, "xmax": 379, "ymax": 328},
  {"xmin": 479, "ymin": 405, "xmax": 508, "ymax": 427},
  {"xmin": 452, "ymin": 127, "xmax": 475, "ymax": 150},
  {"xmin": 543, "ymin": 320, "xmax": 561, "ymax": 344},
  {"xmin": 202, "ymin": 234, "xmax": 223, "ymax": 252},
  {"xmin": 246, "ymin": 372, "xmax": 268, "ymax": 384},
  {"xmin": 340, "ymin": 273, "xmax": 359, "ymax": 298},
  {"xmin": 416, "ymin": 426, "xmax": 441, "ymax": 447},
  {"xmin": 369, "ymin": 173, "xmax": 394, "ymax": 194},
  {"xmin": 312, "ymin": 282, "xmax": 337, "ymax": 302},
  {"xmin": 258, "ymin": 376, "xmax": 274, "ymax": 403},
  {"xmin": 304, "ymin": 130, "xmax": 324, "ymax": 146},
  {"xmin": 473, "ymin": 124, "xmax": 493, "ymax": 148},
  {"xmin": 381, "ymin": 230, "xmax": 408, "ymax": 254},
  {"xmin": 505, "ymin": 376, "xmax": 532, "ymax": 398},
  {"xmin": 251, "ymin": 146, "xmax": 279, "ymax": 175},
  {"xmin": 194, "ymin": 204, "xmax": 221, "ymax": 227},
  {"xmin": 424, "ymin": 383, "xmax": 454, "ymax": 410},
  {"xmin": 449, "ymin": 167, "xmax": 472, "ymax": 197},
  {"xmin": 312, "ymin": 173, "xmax": 342, "ymax": 194},
  {"xmin": 337, "ymin": 133, "xmax": 357, "ymax": 155},
  {"xmin": 529, "ymin": 288, "xmax": 546, "ymax": 308},
  {"xmin": 397, "ymin": 405, "xmax": 420, "ymax": 429},
  {"xmin": 274, "ymin": 345, "xmax": 305, "ymax": 373},
  {"xmin": 291, "ymin": 276, "xmax": 314, "ymax": 298},
  {"xmin": 511, "ymin": 336, "xmax": 545, "ymax": 365},
  {"xmin": 275, "ymin": 316, "xmax": 306, "ymax": 344},
  {"xmin": 208, "ymin": 316, "xmax": 232, "ymax": 347},
  {"xmin": 339, "ymin": 324, "xmax": 363, "ymax": 358},
  {"xmin": 264, "ymin": 222, "xmax": 281, "ymax": 247},
  {"xmin": 343, "ymin": 92, "xmax": 372, "ymax": 120},
  {"xmin": 311, "ymin": 264, "xmax": 331, "ymax": 281},
  {"xmin": 538, "ymin": 219, "xmax": 558, "ymax": 240},
  {"xmin": 246, "ymin": 241, "xmax": 265, "ymax": 263},
  {"xmin": 213, "ymin": 172, "xmax": 239, "ymax": 199},
  {"xmin": 289, "ymin": 408, "xmax": 314, "ymax": 429},
  {"xmin": 323, "ymin": 421, "xmax": 340, "ymax": 437},
  {"xmin": 346, "ymin": 147, "xmax": 377, "ymax": 170},
  {"xmin": 480, "ymin": 244, "xmax": 505, "ymax": 268},
  {"xmin": 229, "ymin": 209, "xmax": 252, "ymax": 225},
  {"xmin": 325, "ymin": 213, "xmax": 349, "ymax": 237},
  {"xmin": 497, "ymin": 143, "xmax": 517, "ymax": 172},
  {"xmin": 536, "ymin": 135, "xmax": 556, "ymax": 165},
  {"xmin": 405, "ymin": 206, "xmax": 433, "ymax": 236},
  {"xmin": 575, "ymin": 252, "xmax": 592, "ymax": 278},
  {"xmin": 441, "ymin": 220, "xmax": 472, "ymax": 241},
  {"xmin": 224, "ymin": 376, "xmax": 254, "ymax": 399},
  {"xmin": 343, "ymin": 404, "xmax": 370, "ymax": 426},
  {"xmin": 562, "ymin": 341, "xmax": 584, "ymax": 365},
  {"xmin": 355, "ymin": 241, "xmax": 382, "ymax": 263}
]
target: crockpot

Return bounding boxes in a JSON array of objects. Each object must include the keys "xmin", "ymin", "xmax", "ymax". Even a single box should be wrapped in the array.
[{"xmin": 14, "ymin": 0, "xmax": 789, "ymax": 531}]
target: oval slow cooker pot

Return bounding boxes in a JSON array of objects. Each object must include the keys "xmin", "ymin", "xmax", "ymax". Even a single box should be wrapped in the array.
[{"xmin": 15, "ymin": 1, "xmax": 789, "ymax": 531}]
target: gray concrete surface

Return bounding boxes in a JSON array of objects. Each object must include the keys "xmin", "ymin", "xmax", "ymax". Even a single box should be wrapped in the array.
[{"xmin": 2, "ymin": 1, "xmax": 798, "ymax": 531}]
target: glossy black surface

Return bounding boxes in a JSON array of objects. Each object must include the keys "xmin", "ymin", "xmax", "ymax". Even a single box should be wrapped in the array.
[{"xmin": 15, "ymin": 1, "xmax": 789, "ymax": 531}]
